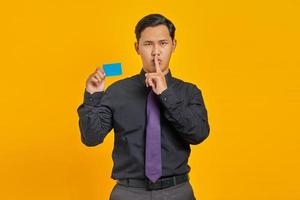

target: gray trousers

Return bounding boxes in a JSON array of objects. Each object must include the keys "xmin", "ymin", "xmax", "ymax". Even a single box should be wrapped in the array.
[{"xmin": 109, "ymin": 181, "xmax": 196, "ymax": 200}]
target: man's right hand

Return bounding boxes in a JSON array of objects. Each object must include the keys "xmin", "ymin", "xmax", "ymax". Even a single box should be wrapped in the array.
[{"xmin": 85, "ymin": 67, "xmax": 106, "ymax": 94}]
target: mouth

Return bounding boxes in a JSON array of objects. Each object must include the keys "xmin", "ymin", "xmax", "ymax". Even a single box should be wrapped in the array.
[{"xmin": 152, "ymin": 59, "xmax": 162, "ymax": 64}]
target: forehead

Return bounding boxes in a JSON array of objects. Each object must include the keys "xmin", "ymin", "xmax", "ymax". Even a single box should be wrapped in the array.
[{"xmin": 139, "ymin": 25, "xmax": 171, "ymax": 41}]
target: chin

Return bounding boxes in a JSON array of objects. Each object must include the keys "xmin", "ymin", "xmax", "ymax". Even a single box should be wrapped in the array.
[
  {"xmin": 143, "ymin": 66, "xmax": 154, "ymax": 72},
  {"xmin": 142, "ymin": 67, "xmax": 152, "ymax": 73}
]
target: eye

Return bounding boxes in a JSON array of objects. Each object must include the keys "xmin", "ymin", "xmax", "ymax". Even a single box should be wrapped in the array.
[{"xmin": 161, "ymin": 42, "xmax": 168, "ymax": 46}]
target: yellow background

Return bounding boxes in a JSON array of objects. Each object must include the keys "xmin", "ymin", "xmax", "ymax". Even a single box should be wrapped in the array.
[{"xmin": 1, "ymin": 0, "xmax": 299, "ymax": 199}]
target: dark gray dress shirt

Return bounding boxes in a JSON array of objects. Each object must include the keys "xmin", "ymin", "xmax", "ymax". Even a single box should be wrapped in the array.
[{"xmin": 77, "ymin": 69, "xmax": 210, "ymax": 180}]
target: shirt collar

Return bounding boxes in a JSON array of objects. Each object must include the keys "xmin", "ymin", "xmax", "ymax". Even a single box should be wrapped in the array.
[{"xmin": 138, "ymin": 68, "xmax": 174, "ymax": 88}]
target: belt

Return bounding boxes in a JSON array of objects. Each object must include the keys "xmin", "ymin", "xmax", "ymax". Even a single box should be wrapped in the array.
[{"xmin": 117, "ymin": 174, "xmax": 189, "ymax": 191}]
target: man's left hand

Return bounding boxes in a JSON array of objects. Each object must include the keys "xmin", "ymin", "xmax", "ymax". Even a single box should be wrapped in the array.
[{"xmin": 145, "ymin": 55, "xmax": 168, "ymax": 95}]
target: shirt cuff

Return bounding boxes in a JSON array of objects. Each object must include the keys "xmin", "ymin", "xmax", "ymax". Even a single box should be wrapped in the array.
[
  {"xmin": 84, "ymin": 89, "xmax": 104, "ymax": 106},
  {"xmin": 158, "ymin": 87, "xmax": 183, "ymax": 109}
]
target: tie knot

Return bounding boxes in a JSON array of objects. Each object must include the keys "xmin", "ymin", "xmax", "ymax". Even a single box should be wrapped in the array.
[{"xmin": 147, "ymin": 90, "xmax": 159, "ymax": 106}]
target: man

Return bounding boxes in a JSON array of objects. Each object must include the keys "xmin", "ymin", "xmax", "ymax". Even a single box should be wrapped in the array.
[{"xmin": 77, "ymin": 13, "xmax": 210, "ymax": 200}]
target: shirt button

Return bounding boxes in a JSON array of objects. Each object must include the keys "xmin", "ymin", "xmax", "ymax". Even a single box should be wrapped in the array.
[
  {"xmin": 89, "ymin": 97, "xmax": 93, "ymax": 101},
  {"xmin": 163, "ymin": 97, "xmax": 167, "ymax": 101}
]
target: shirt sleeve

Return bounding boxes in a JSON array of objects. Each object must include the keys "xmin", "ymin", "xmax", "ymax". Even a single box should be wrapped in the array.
[
  {"xmin": 76, "ymin": 89, "xmax": 113, "ymax": 146},
  {"xmin": 158, "ymin": 84, "xmax": 210, "ymax": 145}
]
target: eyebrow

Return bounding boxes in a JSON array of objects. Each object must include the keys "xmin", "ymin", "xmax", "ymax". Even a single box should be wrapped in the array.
[{"xmin": 143, "ymin": 40, "xmax": 169, "ymax": 43}]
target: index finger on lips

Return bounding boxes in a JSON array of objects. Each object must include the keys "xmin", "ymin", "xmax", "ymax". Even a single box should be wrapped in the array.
[{"xmin": 155, "ymin": 55, "xmax": 161, "ymax": 73}]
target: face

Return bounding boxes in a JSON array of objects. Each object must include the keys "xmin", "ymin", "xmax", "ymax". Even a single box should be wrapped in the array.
[{"xmin": 135, "ymin": 25, "xmax": 176, "ymax": 74}]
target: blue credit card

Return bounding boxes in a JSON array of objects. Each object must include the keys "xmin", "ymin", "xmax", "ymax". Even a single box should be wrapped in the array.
[{"xmin": 103, "ymin": 63, "xmax": 122, "ymax": 76}]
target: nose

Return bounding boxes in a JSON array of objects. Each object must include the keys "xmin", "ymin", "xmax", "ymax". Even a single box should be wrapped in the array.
[{"xmin": 151, "ymin": 44, "xmax": 161, "ymax": 57}]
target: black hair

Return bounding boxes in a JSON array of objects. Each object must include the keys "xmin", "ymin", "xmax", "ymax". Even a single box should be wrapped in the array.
[{"xmin": 135, "ymin": 14, "xmax": 176, "ymax": 42}]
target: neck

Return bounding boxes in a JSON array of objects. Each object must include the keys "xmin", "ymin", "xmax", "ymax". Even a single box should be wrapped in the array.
[{"xmin": 162, "ymin": 68, "xmax": 169, "ymax": 75}]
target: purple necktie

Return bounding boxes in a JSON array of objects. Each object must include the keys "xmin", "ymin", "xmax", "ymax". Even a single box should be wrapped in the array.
[{"xmin": 145, "ymin": 90, "xmax": 162, "ymax": 183}]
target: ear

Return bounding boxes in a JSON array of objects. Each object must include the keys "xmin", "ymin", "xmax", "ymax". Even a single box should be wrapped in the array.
[
  {"xmin": 172, "ymin": 39, "xmax": 177, "ymax": 52},
  {"xmin": 134, "ymin": 42, "xmax": 140, "ymax": 55}
]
